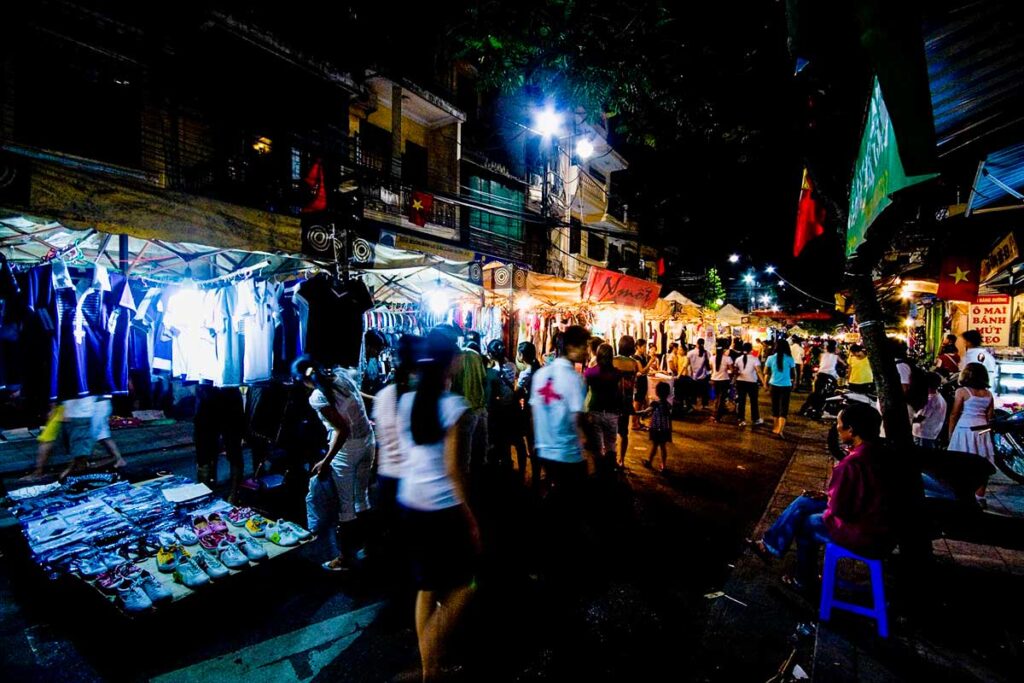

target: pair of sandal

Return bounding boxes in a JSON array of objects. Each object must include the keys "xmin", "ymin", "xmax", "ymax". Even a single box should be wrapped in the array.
[{"xmin": 744, "ymin": 538, "xmax": 813, "ymax": 593}]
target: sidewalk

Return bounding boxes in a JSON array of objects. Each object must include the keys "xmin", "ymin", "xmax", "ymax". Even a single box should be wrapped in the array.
[{"xmin": 698, "ymin": 417, "xmax": 1024, "ymax": 682}]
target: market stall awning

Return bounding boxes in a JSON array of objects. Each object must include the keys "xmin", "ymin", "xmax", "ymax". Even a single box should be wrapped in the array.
[
  {"xmin": 715, "ymin": 304, "xmax": 745, "ymax": 326},
  {"xmin": 1, "ymin": 148, "xmax": 301, "ymax": 255},
  {"xmin": 524, "ymin": 272, "xmax": 583, "ymax": 306},
  {"xmin": 358, "ymin": 265, "xmax": 483, "ymax": 305}
]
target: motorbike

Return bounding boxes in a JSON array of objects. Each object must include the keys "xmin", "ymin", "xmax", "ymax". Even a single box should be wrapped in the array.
[
  {"xmin": 971, "ymin": 410, "xmax": 1024, "ymax": 483},
  {"xmin": 798, "ymin": 374, "xmax": 838, "ymax": 420}
]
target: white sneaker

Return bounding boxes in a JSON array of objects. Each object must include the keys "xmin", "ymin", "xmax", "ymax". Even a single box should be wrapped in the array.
[
  {"xmin": 279, "ymin": 520, "xmax": 312, "ymax": 541},
  {"xmin": 737, "ymin": 421, "xmax": 748, "ymax": 427},
  {"xmin": 138, "ymin": 571, "xmax": 173, "ymax": 603},
  {"xmin": 173, "ymin": 557, "xmax": 211, "ymax": 588},
  {"xmin": 753, "ymin": 419, "xmax": 765, "ymax": 426},
  {"xmin": 236, "ymin": 534, "xmax": 268, "ymax": 561},
  {"xmin": 117, "ymin": 578, "xmax": 153, "ymax": 612},
  {"xmin": 264, "ymin": 521, "xmax": 299, "ymax": 547},
  {"xmin": 192, "ymin": 549, "xmax": 230, "ymax": 579}
]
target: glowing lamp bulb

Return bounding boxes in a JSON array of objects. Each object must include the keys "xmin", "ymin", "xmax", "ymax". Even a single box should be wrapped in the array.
[
  {"xmin": 575, "ymin": 138, "xmax": 595, "ymax": 159},
  {"xmin": 427, "ymin": 290, "xmax": 450, "ymax": 315}
]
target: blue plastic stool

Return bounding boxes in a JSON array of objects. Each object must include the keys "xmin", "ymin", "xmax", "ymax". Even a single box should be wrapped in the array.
[{"xmin": 819, "ymin": 543, "xmax": 889, "ymax": 638}]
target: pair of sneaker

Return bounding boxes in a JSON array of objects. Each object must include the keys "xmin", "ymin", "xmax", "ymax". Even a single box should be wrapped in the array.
[
  {"xmin": 118, "ymin": 570, "xmax": 174, "ymax": 611},
  {"xmin": 76, "ymin": 548, "xmax": 126, "ymax": 579},
  {"xmin": 97, "ymin": 561, "xmax": 143, "ymax": 592},
  {"xmin": 172, "ymin": 556, "xmax": 211, "ymax": 589},
  {"xmin": 227, "ymin": 507, "xmax": 256, "ymax": 527},
  {"xmin": 265, "ymin": 520, "xmax": 312, "ymax": 547},
  {"xmin": 156, "ymin": 543, "xmax": 190, "ymax": 573},
  {"xmin": 235, "ymin": 534, "xmax": 268, "ymax": 561}
]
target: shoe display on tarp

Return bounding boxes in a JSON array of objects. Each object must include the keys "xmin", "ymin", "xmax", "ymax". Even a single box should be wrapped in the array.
[
  {"xmin": 97, "ymin": 562, "xmax": 143, "ymax": 592},
  {"xmin": 173, "ymin": 557, "xmax": 211, "ymax": 589},
  {"xmin": 192, "ymin": 548, "xmax": 230, "ymax": 579},
  {"xmin": 236, "ymin": 534, "xmax": 268, "ymax": 561},
  {"xmin": 216, "ymin": 540, "xmax": 249, "ymax": 569},
  {"xmin": 138, "ymin": 571, "xmax": 172, "ymax": 603},
  {"xmin": 156, "ymin": 544, "xmax": 188, "ymax": 573},
  {"xmin": 76, "ymin": 554, "xmax": 108, "ymax": 579},
  {"xmin": 116, "ymin": 578, "xmax": 153, "ymax": 612},
  {"xmin": 207, "ymin": 512, "xmax": 229, "ymax": 534}
]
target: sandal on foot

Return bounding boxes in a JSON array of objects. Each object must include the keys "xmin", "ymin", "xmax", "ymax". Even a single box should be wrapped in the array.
[{"xmin": 745, "ymin": 538, "xmax": 774, "ymax": 564}]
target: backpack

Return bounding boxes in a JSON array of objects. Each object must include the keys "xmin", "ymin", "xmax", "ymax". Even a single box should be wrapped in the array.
[{"xmin": 898, "ymin": 359, "xmax": 929, "ymax": 411}]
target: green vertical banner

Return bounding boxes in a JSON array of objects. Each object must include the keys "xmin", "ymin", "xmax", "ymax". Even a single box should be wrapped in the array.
[{"xmin": 846, "ymin": 77, "xmax": 938, "ymax": 258}]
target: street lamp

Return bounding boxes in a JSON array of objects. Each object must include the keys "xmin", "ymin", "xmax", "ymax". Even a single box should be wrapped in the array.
[
  {"xmin": 575, "ymin": 138, "xmax": 595, "ymax": 160},
  {"xmin": 765, "ymin": 265, "xmax": 775, "ymax": 274},
  {"xmin": 533, "ymin": 106, "xmax": 564, "ymax": 138},
  {"xmin": 728, "ymin": 254, "xmax": 740, "ymax": 263}
]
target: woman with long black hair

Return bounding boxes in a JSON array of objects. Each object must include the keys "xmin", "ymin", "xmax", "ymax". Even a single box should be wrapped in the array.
[
  {"xmin": 397, "ymin": 329, "xmax": 478, "ymax": 681},
  {"xmin": 372, "ymin": 334, "xmax": 423, "ymax": 536},
  {"xmin": 710, "ymin": 337, "xmax": 736, "ymax": 423},
  {"xmin": 516, "ymin": 341, "xmax": 542, "ymax": 486},
  {"xmin": 735, "ymin": 342, "xmax": 764, "ymax": 427},
  {"xmin": 763, "ymin": 338, "xmax": 797, "ymax": 438},
  {"xmin": 294, "ymin": 355, "xmax": 376, "ymax": 571}
]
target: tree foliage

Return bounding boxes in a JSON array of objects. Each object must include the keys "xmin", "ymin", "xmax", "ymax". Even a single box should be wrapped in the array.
[{"xmin": 702, "ymin": 268, "xmax": 726, "ymax": 311}]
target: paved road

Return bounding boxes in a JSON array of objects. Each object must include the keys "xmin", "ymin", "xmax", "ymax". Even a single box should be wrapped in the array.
[{"xmin": 0, "ymin": 393, "xmax": 808, "ymax": 681}]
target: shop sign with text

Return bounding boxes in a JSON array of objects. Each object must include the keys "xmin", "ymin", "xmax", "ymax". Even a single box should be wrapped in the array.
[
  {"xmin": 969, "ymin": 294, "xmax": 1011, "ymax": 347},
  {"xmin": 980, "ymin": 232, "xmax": 1019, "ymax": 283},
  {"xmin": 583, "ymin": 266, "xmax": 660, "ymax": 309}
]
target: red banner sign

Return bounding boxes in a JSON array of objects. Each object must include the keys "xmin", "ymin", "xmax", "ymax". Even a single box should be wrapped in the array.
[{"xmin": 583, "ymin": 266, "xmax": 661, "ymax": 309}]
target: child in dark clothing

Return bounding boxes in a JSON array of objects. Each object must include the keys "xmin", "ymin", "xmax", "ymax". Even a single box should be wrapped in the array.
[{"xmin": 642, "ymin": 381, "xmax": 673, "ymax": 472}]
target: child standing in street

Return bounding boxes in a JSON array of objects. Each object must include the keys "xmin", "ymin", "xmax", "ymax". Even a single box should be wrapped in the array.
[{"xmin": 644, "ymin": 381, "xmax": 673, "ymax": 472}]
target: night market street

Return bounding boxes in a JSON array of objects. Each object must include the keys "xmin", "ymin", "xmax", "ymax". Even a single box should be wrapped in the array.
[
  {"xmin": 2, "ymin": 395, "xmax": 797, "ymax": 682},
  {"xmin": 3, "ymin": 392, "xmax": 1023, "ymax": 682}
]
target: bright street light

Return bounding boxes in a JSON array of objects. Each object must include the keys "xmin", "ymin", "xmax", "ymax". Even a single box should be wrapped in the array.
[
  {"xmin": 765, "ymin": 265, "xmax": 775, "ymax": 274},
  {"xmin": 760, "ymin": 295, "xmax": 772, "ymax": 305},
  {"xmin": 771, "ymin": 304, "xmax": 780, "ymax": 312},
  {"xmin": 728, "ymin": 254, "xmax": 740, "ymax": 263},
  {"xmin": 743, "ymin": 274, "xmax": 755, "ymax": 285},
  {"xmin": 533, "ymin": 106, "xmax": 564, "ymax": 138},
  {"xmin": 575, "ymin": 138, "xmax": 595, "ymax": 159}
]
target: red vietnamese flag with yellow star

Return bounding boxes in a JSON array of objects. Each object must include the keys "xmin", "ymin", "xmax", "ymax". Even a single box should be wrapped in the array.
[
  {"xmin": 409, "ymin": 191, "xmax": 433, "ymax": 227},
  {"xmin": 936, "ymin": 255, "xmax": 980, "ymax": 302}
]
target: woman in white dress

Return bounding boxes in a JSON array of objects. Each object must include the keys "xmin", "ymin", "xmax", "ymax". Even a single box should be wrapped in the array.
[{"xmin": 948, "ymin": 362, "xmax": 995, "ymax": 508}]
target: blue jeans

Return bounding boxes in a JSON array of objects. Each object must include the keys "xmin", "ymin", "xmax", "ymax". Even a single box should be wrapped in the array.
[{"xmin": 763, "ymin": 495, "xmax": 832, "ymax": 585}]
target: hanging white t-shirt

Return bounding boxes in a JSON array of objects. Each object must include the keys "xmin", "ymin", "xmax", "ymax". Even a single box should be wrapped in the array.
[
  {"xmin": 163, "ymin": 286, "xmax": 217, "ymax": 381},
  {"xmin": 207, "ymin": 284, "xmax": 250, "ymax": 387},
  {"xmin": 396, "ymin": 391, "xmax": 469, "ymax": 511},
  {"xmin": 240, "ymin": 280, "xmax": 281, "ymax": 384},
  {"xmin": 735, "ymin": 354, "xmax": 761, "ymax": 383},
  {"xmin": 529, "ymin": 357, "xmax": 586, "ymax": 463}
]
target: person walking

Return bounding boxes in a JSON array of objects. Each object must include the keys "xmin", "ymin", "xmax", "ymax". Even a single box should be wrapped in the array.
[
  {"xmin": 612, "ymin": 336, "xmax": 642, "ymax": 468},
  {"xmin": 642, "ymin": 381, "xmax": 673, "ymax": 472},
  {"xmin": 529, "ymin": 325, "xmax": 590, "ymax": 576},
  {"xmin": 584, "ymin": 342, "xmax": 621, "ymax": 474},
  {"xmin": 790, "ymin": 337, "xmax": 805, "ymax": 391},
  {"xmin": 371, "ymin": 335, "xmax": 422, "ymax": 540},
  {"xmin": 709, "ymin": 338, "xmax": 736, "ymax": 423},
  {"xmin": 764, "ymin": 339, "xmax": 797, "ymax": 438},
  {"xmin": 450, "ymin": 342, "xmax": 488, "ymax": 475},
  {"xmin": 396, "ymin": 330, "xmax": 478, "ymax": 682},
  {"xmin": 485, "ymin": 339, "xmax": 525, "ymax": 472},
  {"xmin": 632, "ymin": 338, "xmax": 655, "ymax": 431},
  {"xmin": 687, "ymin": 338, "xmax": 711, "ymax": 410},
  {"xmin": 516, "ymin": 341, "xmax": 542, "ymax": 486},
  {"xmin": 734, "ymin": 342, "xmax": 763, "ymax": 427},
  {"xmin": 847, "ymin": 344, "xmax": 874, "ymax": 394},
  {"xmin": 948, "ymin": 362, "xmax": 996, "ymax": 509},
  {"xmin": 294, "ymin": 356, "xmax": 376, "ymax": 572}
]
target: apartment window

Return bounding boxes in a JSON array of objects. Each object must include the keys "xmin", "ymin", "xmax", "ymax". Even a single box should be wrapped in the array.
[
  {"xmin": 569, "ymin": 219, "xmax": 582, "ymax": 254},
  {"xmin": 466, "ymin": 175, "xmax": 523, "ymax": 240},
  {"xmin": 587, "ymin": 233, "xmax": 606, "ymax": 261},
  {"xmin": 607, "ymin": 243, "xmax": 622, "ymax": 270}
]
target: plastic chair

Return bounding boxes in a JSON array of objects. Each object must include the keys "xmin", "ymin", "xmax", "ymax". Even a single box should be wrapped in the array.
[{"xmin": 819, "ymin": 543, "xmax": 889, "ymax": 638}]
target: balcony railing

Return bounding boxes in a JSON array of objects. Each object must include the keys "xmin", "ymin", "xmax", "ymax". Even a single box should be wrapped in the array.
[{"xmin": 361, "ymin": 180, "xmax": 459, "ymax": 230}]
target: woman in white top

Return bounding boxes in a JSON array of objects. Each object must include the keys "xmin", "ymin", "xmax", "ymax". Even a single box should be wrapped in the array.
[
  {"xmin": 372, "ymin": 335, "xmax": 423, "ymax": 535},
  {"xmin": 734, "ymin": 342, "xmax": 764, "ymax": 427},
  {"xmin": 397, "ymin": 329, "xmax": 478, "ymax": 681},
  {"xmin": 710, "ymin": 338, "xmax": 736, "ymax": 423},
  {"xmin": 948, "ymin": 362, "xmax": 996, "ymax": 508},
  {"xmin": 294, "ymin": 356, "xmax": 376, "ymax": 572}
]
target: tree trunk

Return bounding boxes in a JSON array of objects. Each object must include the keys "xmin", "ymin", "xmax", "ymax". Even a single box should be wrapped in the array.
[{"xmin": 847, "ymin": 270, "xmax": 912, "ymax": 446}]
